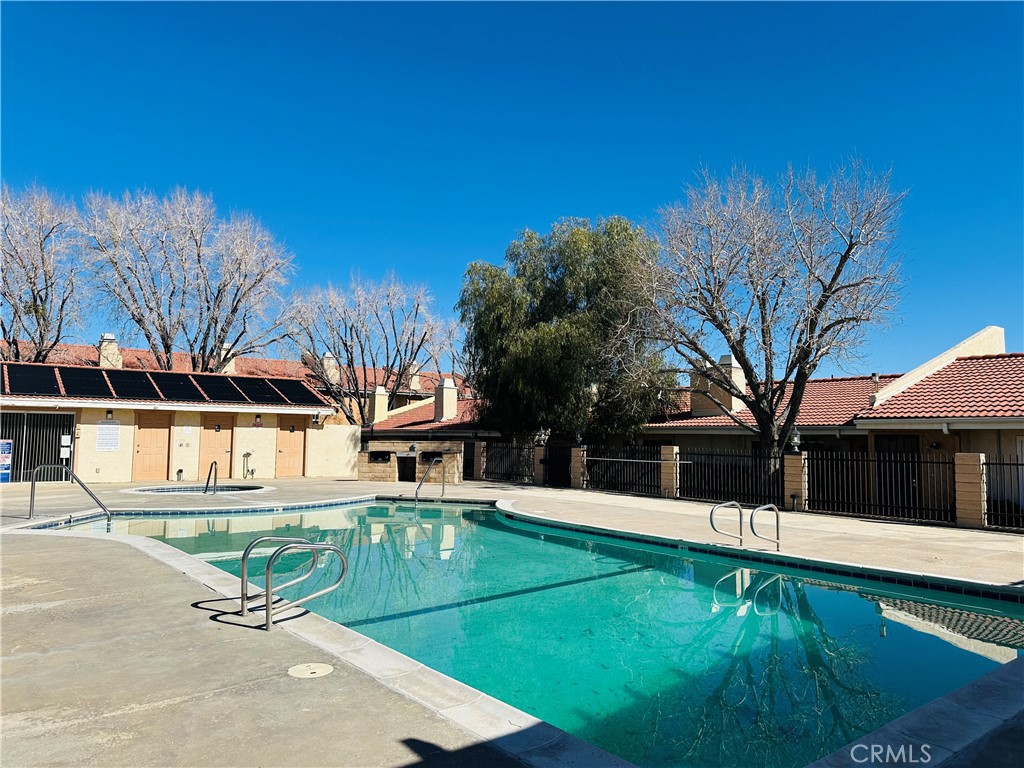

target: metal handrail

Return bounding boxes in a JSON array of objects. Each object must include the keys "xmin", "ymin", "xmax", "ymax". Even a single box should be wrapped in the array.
[
  {"xmin": 239, "ymin": 536, "xmax": 318, "ymax": 616},
  {"xmin": 414, "ymin": 457, "xmax": 445, "ymax": 504},
  {"xmin": 203, "ymin": 461, "xmax": 218, "ymax": 494},
  {"xmin": 709, "ymin": 501, "xmax": 744, "ymax": 545},
  {"xmin": 264, "ymin": 543, "xmax": 347, "ymax": 630},
  {"xmin": 29, "ymin": 464, "xmax": 112, "ymax": 522},
  {"xmin": 750, "ymin": 503, "xmax": 781, "ymax": 551}
]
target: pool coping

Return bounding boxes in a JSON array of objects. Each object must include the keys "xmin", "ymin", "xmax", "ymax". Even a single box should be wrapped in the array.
[
  {"xmin": 494, "ymin": 501, "xmax": 1024, "ymax": 606},
  {"xmin": 11, "ymin": 493, "xmax": 1024, "ymax": 767},
  {"xmin": 3, "ymin": 523, "xmax": 633, "ymax": 768}
]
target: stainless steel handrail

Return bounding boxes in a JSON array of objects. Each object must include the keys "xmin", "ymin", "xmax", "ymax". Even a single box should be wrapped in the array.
[
  {"xmin": 29, "ymin": 464, "xmax": 112, "ymax": 521},
  {"xmin": 709, "ymin": 501, "xmax": 744, "ymax": 545},
  {"xmin": 239, "ymin": 536, "xmax": 319, "ymax": 616},
  {"xmin": 264, "ymin": 543, "xmax": 347, "ymax": 630},
  {"xmin": 750, "ymin": 503, "xmax": 781, "ymax": 551},
  {"xmin": 414, "ymin": 457, "xmax": 445, "ymax": 504},
  {"xmin": 203, "ymin": 461, "xmax": 218, "ymax": 494}
]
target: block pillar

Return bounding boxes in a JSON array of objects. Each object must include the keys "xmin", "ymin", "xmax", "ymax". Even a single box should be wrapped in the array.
[
  {"xmin": 955, "ymin": 453, "xmax": 986, "ymax": 529},
  {"xmin": 473, "ymin": 442, "xmax": 486, "ymax": 480},
  {"xmin": 570, "ymin": 447, "xmax": 586, "ymax": 489},
  {"xmin": 784, "ymin": 452, "xmax": 808, "ymax": 511},
  {"xmin": 660, "ymin": 445, "xmax": 679, "ymax": 498},
  {"xmin": 533, "ymin": 447, "xmax": 546, "ymax": 486}
]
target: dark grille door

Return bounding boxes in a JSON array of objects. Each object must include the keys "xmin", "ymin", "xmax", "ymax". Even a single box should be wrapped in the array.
[
  {"xmin": 544, "ymin": 444, "xmax": 573, "ymax": 487},
  {"xmin": 0, "ymin": 412, "xmax": 76, "ymax": 482}
]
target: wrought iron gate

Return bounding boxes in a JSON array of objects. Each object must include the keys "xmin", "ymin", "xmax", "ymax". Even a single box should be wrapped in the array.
[
  {"xmin": 543, "ymin": 444, "xmax": 573, "ymax": 488},
  {"xmin": 484, "ymin": 443, "xmax": 535, "ymax": 483},
  {"xmin": 0, "ymin": 412, "xmax": 76, "ymax": 482}
]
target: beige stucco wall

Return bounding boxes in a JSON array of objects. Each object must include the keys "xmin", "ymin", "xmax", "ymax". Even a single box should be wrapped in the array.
[
  {"xmin": 959, "ymin": 429, "xmax": 1024, "ymax": 457},
  {"xmin": 672, "ymin": 434, "xmax": 752, "ymax": 452},
  {"xmin": 169, "ymin": 411, "xmax": 202, "ymax": 481},
  {"xmin": 75, "ymin": 408, "xmax": 136, "ymax": 483},
  {"xmin": 306, "ymin": 421, "xmax": 360, "ymax": 478},
  {"xmin": 232, "ymin": 413, "xmax": 279, "ymax": 480}
]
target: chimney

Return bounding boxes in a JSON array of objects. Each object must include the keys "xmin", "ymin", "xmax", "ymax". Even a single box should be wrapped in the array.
[
  {"xmin": 406, "ymin": 362, "xmax": 422, "ymax": 391},
  {"xmin": 218, "ymin": 344, "xmax": 236, "ymax": 374},
  {"xmin": 690, "ymin": 355, "xmax": 746, "ymax": 416},
  {"xmin": 97, "ymin": 334, "xmax": 122, "ymax": 369},
  {"xmin": 369, "ymin": 385, "xmax": 389, "ymax": 424},
  {"xmin": 434, "ymin": 378, "xmax": 457, "ymax": 422},
  {"xmin": 321, "ymin": 352, "xmax": 340, "ymax": 386}
]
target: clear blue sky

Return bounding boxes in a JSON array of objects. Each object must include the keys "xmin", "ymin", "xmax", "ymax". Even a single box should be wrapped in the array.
[{"xmin": 3, "ymin": 1, "xmax": 1022, "ymax": 377}]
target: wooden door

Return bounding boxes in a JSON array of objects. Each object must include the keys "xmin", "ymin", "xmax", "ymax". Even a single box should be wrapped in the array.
[
  {"xmin": 276, "ymin": 415, "xmax": 306, "ymax": 477},
  {"xmin": 199, "ymin": 414, "xmax": 234, "ymax": 479},
  {"xmin": 133, "ymin": 412, "xmax": 171, "ymax": 481}
]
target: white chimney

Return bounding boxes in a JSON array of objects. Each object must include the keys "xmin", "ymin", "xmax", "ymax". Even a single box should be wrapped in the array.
[
  {"xmin": 97, "ymin": 334, "xmax": 122, "ymax": 369},
  {"xmin": 406, "ymin": 362, "xmax": 422, "ymax": 391},
  {"xmin": 369, "ymin": 385, "xmax": 389, "ymax": 424},
  {"xmin": 434, "ymin": 378, "xmax": 457, "ymax": 422},
  {"xmin": 321, "ymin": 352, "xmax": 341, "ymax": 386},
  {"xmin": 690, "ymin": 355, "xmax": 747, "ymax": 416},
  {"xmin": 218, "ymin": 343, "xmax": 236, "ymax": 374}
]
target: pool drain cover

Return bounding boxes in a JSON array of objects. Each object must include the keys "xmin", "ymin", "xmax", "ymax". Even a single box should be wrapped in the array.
[{"xmin": 288, "ymin": 663, "xmax": 334, "ymax": 679}]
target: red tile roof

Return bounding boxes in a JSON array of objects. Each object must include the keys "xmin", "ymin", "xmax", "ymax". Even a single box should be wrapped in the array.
[
  {"xmin": 373, "ymin": 398, "xmax": 481, "ymax": 432},
  {"xmin": 650, "ymin": 374, "xmax": 900, "ymax": 429},
  {"xmin": 858, "ymin": 354, "xmax": 1024, "ymax": 420}
]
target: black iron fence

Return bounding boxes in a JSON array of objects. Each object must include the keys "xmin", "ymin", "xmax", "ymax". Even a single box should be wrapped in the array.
[
  {"xmin": 984, "ymin": 454, "xmax": 1024, "ymax": 530},
  {"xmin": 677, "ymin": 449, "xmax": 783, "ymax": 506},
  {"xmin": 806, "ymin": 451, "xmax": 956, "ymax": 524},
  {"xmin": 483, "ymin": 443, "xmax": 535, "ymax": 483},
  {"xmin": 585, "ymin": 445, "xmax": 662, "ymax": 496}
]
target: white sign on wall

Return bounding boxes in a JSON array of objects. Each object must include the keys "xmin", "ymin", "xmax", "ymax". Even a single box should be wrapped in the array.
[{"xmin": 96, "ymin": 420, "xmax": 120, "ymax": 452}]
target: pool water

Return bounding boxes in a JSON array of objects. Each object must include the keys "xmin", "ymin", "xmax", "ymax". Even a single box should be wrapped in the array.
[{"xmin": 82, "ymin": 503, "xmax": 1024, "ymax": 768}]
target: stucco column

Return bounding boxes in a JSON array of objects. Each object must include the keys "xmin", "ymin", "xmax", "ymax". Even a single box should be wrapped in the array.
[
  {"xmin": 473, "ymin": 442, "xmax": 486, "ymax": 480},
  {"xmin": 570, "ymin": 447, "xmax": 586, "ymax": 489},
  {"xmin": 533, "ymin": 447, "xmax": 546, "ymax": 486},
  {"xmin": 954, "ymin": 453, "xmax": 986, "ymax": 529},
  {"xmin": 660, "ymin": 445, "xmax": 679, "ymax": 498},
  {"xmin": 784, "ymin": 452, "xmax": 808, "ymax": 511}
]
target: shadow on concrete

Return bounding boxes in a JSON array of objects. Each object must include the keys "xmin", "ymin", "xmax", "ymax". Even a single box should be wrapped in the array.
[
  {"xmin": 190, "ymin": 596, "xmax": 309, "ymax": 630},
  {"xmin": 396, "ymin": 736, "xmax": 532, "ymax": 767}
]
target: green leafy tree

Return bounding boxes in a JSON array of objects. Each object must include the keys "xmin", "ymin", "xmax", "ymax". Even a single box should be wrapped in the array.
[{"xmin": 458, "ymin": 217, "xmax": 668, "ymax": 440}]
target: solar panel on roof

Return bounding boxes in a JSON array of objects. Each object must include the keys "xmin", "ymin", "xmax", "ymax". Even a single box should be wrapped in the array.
[
  {"xmin": 57, "ymin": 367, "xmax": 114, "ymax": 398},
  {"xmin": 191, "ymin": 374, "xmax": 250, "ymax": 403},
  {"xmin": 105, "ymin": 369, "xmax": 162, "ymax": 401},
  {"xmin": 148, "ymin": 372, "xmax": 205, "ymax": 402},
  {"xmin": 267, "ymin": 378, "xmax": 324, "ymax": 405},
  {"xmin": 6, "ymin": 364, "xmax": 63, "ymax": 396},
  {"xmin": 231, "ymin": 377, "xmax": 291, "ymax": 405}
]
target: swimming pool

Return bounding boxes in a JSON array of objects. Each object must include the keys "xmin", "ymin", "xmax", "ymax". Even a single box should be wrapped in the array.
[{"xmin": 63, "ymin": 501, "xmax": 1024, "ymax": 768}]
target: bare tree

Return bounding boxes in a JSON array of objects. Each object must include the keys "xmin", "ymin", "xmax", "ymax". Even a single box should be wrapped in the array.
[
  {"xmin": 0, "ymin": 184, "xmax": 82, "ymax": 362},
  {"xmin": 81, "ymin": 188, "xmax": 293, "ymax": 372},
  {"xmin": 292, "ymin": 274, "xmax": 439, "ymax": 424},
  {"xmin": 627, "ymin": 160, "xmax": 904, "ymax": 452}
]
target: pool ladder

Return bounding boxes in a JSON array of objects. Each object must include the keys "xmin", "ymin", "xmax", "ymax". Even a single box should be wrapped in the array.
[
  {"xmin": 709, "ymin": 502, "xmax": 781, "ymax": 551},
  {"xmin": 239, "ymin": 536, "xmax": 348, "ymax": 630},
  {"xmin": 28, "ymin": 464, "xmax": 112, "ymax": 522},
  {"xmin": 414, "ymin": 457, "xmax": 446, "ymax": 504}
]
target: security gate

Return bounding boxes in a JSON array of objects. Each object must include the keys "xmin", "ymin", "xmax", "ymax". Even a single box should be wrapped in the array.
[{"xmin": 0, "ymin": 412, "xmax": 76, "ymax": 482}]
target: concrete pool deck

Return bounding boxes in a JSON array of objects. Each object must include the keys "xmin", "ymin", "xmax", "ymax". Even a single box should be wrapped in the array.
[{"xmin": 2, "ymin": 478, "xmax": 1023, "ymax": 767}]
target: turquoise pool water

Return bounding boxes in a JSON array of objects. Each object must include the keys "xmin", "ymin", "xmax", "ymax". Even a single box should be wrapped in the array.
[{"xmin": 75, "ymin": 503, "xmax": 1024, "ymax": 768}]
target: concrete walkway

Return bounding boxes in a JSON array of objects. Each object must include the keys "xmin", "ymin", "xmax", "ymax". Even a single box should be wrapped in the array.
[{"xmin": 2, "ymin": 478, "xmax": 1023, "ymax": 767}]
